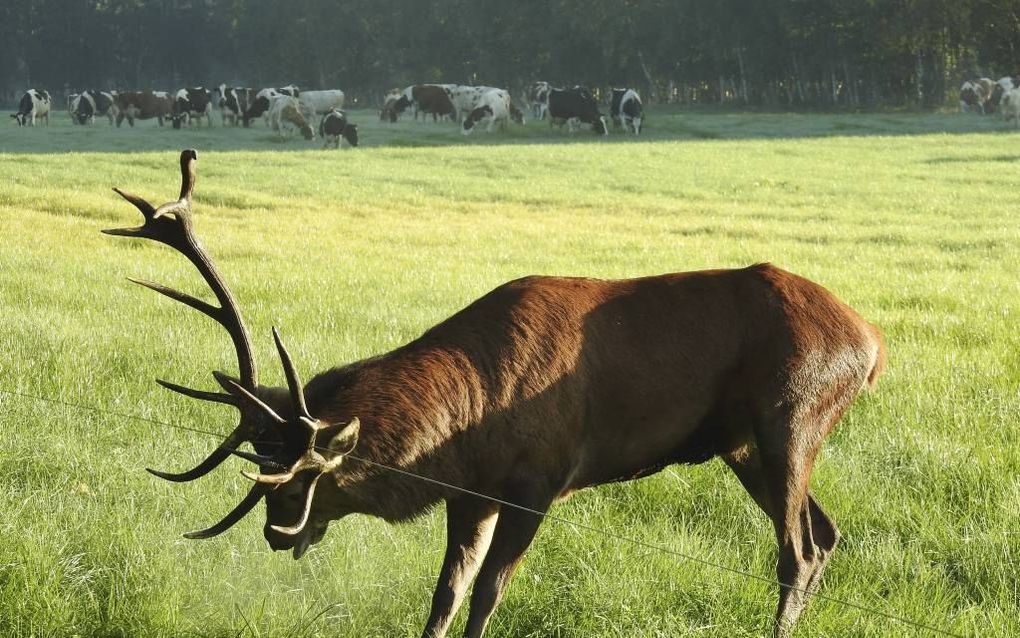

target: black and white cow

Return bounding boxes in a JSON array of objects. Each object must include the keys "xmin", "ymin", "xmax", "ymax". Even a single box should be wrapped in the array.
[
  {"xmin": 216, "ymin": 85, "xmax": 254, "ymax": 126},
  {"xmin": 610, "ymin": 88, "xmax": 643, "ymax": 134},
  {"xmin": 319, "ymin": 108, "xmax": 359, "ymax": 148},
  {"xmin": 170, "ymin": 87, "xmax": 214, "ymax": 128},
  {"xmin": 11, "ymin": 89, "xmax": 51, "ymax": 126},
  {"xmin": 72, "ymin": 90, "xmax": 117, "ymax": 125},
  {"xmin": 547, "ymin": 86, "xmax": 607, "ymax": 135},
  {"xmin": 243, "ymin": 85, "xmax": 300, "ymax": 127}
]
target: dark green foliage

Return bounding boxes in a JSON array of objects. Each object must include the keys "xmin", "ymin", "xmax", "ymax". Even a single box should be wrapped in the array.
[{"xmin": 1, "ymin": 1, "xmax": 1018, "ymax": 108}]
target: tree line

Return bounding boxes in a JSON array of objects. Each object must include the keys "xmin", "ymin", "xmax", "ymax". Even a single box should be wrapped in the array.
[{"xmin": 2, "ymin": 0, "xmax": 1019, "ymax": 109}]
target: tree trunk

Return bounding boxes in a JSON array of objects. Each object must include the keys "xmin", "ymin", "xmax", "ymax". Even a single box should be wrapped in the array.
[{"xmin": 637, "ymin": 50, "xmax": 656, "ymax": 104}]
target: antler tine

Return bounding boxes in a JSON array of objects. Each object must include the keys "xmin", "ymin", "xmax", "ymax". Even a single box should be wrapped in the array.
[
  {"xmin": 179, "ymin": 148, "xmax": 197, "ymax": 202},
  {"xmin": 156, "ymin": 379, "xmax": 238, "ymax": 407},
  {"xmin": 105, "ymin": 150, "xmax": 258, "ymax": 390},
  {"xmin": 182, "ymin": 482, "xmax": 271, "ymax": 539},
  {"xmin": 129, "ymin": 278, "xmax": 219, "ymax": 320},
  {"xmin": 272, "ymin": 327, "xmax": 311, "ymax": 420},
  {"xmin": 269, "ymin": 472, "xmax": 324, "ymax": 536},
  {"xmin": 215, "ymin": 373, "xmax": 287, "ymax": 426},
  {"xmin": 106, "ymin": 150, "xmax": 261, "ymax": 483}
]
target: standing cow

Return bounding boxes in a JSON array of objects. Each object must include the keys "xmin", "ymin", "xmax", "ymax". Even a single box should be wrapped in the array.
[
  {"xmin": 171, "ymin": 88, "xmax": 214, "ymax": 128},
  {"xmin": 11, "ymin": 89, "xmax": 51, "ymax": 126},
  {"xmin": 548, "ymin": 87, "xmax": 608, "ymax": 135},
  {"xmin": 610, "ymin": 88, "xmax": 643, "ymax": 134},
  {"xmin": 115, "ymin": 91, "xmax": 174, "ymax": 127},
  {"xmin": 217, "ymin": 85, "xmax": 254, "ymax": 126},
  {"xmin": 299, "ymin": 89, "xmax": 345, "ymax": 122}
]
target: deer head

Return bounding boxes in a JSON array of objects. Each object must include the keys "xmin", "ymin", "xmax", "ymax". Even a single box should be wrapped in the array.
[{"xmin": 105, "ymin": 150, "xmax": 359, "ymax": 553}]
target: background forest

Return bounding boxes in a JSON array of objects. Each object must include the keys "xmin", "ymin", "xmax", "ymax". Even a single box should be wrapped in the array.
[{"xmin": 2, "ymin": 1, "xmax": 1020, "ymax": 108}]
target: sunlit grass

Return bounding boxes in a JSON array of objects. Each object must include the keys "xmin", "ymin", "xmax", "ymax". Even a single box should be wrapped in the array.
[{"xmin": 0, "ymin": 108, "xmax": 1017, "ymax": 637}]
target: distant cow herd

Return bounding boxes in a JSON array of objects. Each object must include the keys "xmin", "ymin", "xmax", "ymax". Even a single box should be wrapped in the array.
[
  {"xmin": 959, "ymin": 76, "xmax": 1020, "ymax": 126},
  {"xmin": 10, "ymin": 82, "xmax": 649, "ymax": 145}
]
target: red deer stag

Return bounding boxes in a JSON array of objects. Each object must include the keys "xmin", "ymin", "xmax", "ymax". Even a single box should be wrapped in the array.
[{"xmin": 104, "ymin": 150, "xmax": 886, "ymax": 638}]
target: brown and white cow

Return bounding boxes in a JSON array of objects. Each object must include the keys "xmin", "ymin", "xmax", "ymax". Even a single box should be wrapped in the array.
[
  {"xmin": 11, "ymin": 89, "xmax": 51, "ymax": 126},
  {"xmin": 115, "ymin": 91, "xmax": 174, "ymax": 127},
  {"xmin": 267, "ymin": 95, "xmax": 314, "ymax": 140},
  {"xmin": 393, "ymin": 85, "xmax": 456, "ymax": 122}
]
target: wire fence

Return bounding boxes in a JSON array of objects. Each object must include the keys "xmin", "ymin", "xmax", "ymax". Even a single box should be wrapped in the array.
[{"xmin": 0, "ymin": 387, "xmax": 967, "ymax": 637}]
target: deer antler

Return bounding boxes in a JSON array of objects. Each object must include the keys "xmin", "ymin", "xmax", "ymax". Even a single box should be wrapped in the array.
[
  {"xmin": 236, "ymin": 328, "xmax": 360, "ymax": 536},
  {"xmin": 104, "ymin": 150, "xmax": 259, "ymax": 482}
]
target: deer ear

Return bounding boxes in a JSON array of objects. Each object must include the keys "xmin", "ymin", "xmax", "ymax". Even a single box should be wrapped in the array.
[{"xmin": 329, "ymin": 418, "xmax": 360, "ymax": 455}]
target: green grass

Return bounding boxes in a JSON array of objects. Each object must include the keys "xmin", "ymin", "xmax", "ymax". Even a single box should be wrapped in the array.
[{"xmin": 1, "ymin": 108, "xmax": 1018, "ymax": 637}]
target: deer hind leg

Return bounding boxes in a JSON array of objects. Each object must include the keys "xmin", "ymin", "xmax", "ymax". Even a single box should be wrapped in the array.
[
  {"xmin": 729, "ymin": 417, "xmax": 830, "ymax": 638},
  {"xmin": 421, "ymin": 496, "xmax": 500, "ymax": 638},
  {"xmin": 461, "ymin": 484, "xmax": 553, "ymax": 638}
]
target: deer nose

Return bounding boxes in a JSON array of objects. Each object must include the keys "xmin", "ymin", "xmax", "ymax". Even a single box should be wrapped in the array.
[{"xmin": 264, "ymin": 526, "xmax": 295, "ymax": 551}]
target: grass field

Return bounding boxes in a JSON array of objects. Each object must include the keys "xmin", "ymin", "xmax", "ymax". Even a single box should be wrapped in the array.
[{"xmin": 1, "ymin": 107, "xmax": 1018, "ymax": 637}]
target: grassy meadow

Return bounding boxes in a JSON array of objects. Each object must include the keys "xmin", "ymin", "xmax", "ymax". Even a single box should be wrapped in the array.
[{"xmin": 1, "ymin": 107, "xmax": 1018, "ymax": 637}]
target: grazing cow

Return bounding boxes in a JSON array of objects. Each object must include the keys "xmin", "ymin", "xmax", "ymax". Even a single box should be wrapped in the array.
[
  {"xmin": 446, "ymin": 85, "xmax": 500, "ymax": 122},
  {"xmin": 72, "ymin": 90, "xmax": 117, "ymax": 125},
  {"xmin": 217, "ymin": 85, "xmax": 255, "ymax": 126},
  {"xmin": 1001, "ymin": 88, "xmax": 1020, "ymax": 128},
  {"xmin": 11, "ymin": 89, "xmax": 51, "ymax": 126},
  {"xmin": 243, "ymin": 85, "xmax": 300, "ymax": 126},
  {"xmin": 268, "ymin": 95, "xmax": 314, "ymax": 140},
  {"xmin": 319, "ymin": 108, "xmax": 359, "ymax": 148},
  {"xmin": 548, "ymin": 87, "xmax": 608, "ymax": 135},
  {"xmin": 610, "ymin": 88, "xmax": 643, "ymax": 134},
  {"xmin": 393, "ymin": 85, "xmax": 456, "ymax": 122},
  {"xmin": 960, "ymin": 80, "xmax": 985, "ymax": 113},
  {"xmin": 115, "ymin": 91, "xmax": 174, "ymax": 127},
  {"xmin": 380, "ymin": 96, "xmax": 401, "ymax": 123},
  {"xmin": 298, "ymin": 89, "xmax": 345, "ymax": 121},
  {"xmin": 462, "ymin": 89, "xmax": 525, "ymax": 135},
  {"xmin": 977, "ymin": 77, "xmax": 998, "ymax": 114},
  {"xmin": 527, "ymin": 81, "xmax": 551, "ymax": 119},
  {"xmin": 171, "ymin": 87, "xmax": 214, "ymax": 129}
]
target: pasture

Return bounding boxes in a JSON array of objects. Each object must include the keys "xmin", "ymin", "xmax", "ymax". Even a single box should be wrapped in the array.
[{"xmin": 1, "ymin": 108, "xmax": 1018, "ymax": 637}]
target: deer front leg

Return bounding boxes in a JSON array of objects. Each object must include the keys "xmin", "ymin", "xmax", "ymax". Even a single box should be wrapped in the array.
[
  {"xmin": 461, "ymin": 486, "xmax": 552, "ymax": 638},
  {"xmin": 420, "ymin": 497, "xmax": 499, "ymax": 638}
]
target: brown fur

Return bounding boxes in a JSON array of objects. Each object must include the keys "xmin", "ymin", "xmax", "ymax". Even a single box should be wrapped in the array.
[
  {"xmin": 114, "ymin": 91, "xmax": 173, "ymax": 127},
  {"xmin": 112, "ymin": 153, "xmax": 884, "ymax": 638},
  {"xmin": 257, "ymin": 264, "xmax": 885, "ymax": 638}
]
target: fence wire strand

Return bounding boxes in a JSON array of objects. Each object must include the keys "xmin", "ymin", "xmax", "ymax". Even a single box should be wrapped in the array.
[{"xmin": 0, "ymin": 387, "xmax": 966, "ymax": 638}]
